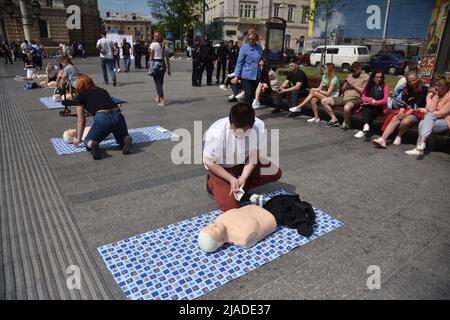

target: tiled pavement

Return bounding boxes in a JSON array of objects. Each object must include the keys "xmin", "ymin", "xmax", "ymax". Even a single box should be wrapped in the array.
[{"xmin": 0, "ymin": 58, "xmax": 449, "ymax": 300}]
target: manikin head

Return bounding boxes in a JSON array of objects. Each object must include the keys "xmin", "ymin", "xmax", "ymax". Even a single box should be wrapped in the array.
[
  {"xmin": 198, "ymin": 223, "xmax": 226, "ymax": 253},
  {"xmin": 63, "ymin": 129, "xmax": 77, "ymax": 144}
]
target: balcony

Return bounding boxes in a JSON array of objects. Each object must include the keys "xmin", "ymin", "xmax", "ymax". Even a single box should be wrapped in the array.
[{"xmin": 239, "ymin": 17, "xmax": 263, "ymax": 24}]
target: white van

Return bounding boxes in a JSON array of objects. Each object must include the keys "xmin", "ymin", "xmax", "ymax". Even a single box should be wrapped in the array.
[{"xmin": 309, "ymin": 45, "xmax": 370, "ymax": 71}]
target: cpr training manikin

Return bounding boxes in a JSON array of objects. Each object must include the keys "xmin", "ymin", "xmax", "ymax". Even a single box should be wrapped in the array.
[{"xmin": 198, "ymin": 194, "xmax": 316, "ymax": 253}]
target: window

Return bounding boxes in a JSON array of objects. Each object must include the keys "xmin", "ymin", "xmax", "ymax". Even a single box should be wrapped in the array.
[
  {"xmin": 301, "ymin": 6, "xmax": 309, "ymax": 23},
  {"xmin": 226, "ymin": 30, "xmax": 237, "ymax": 36},
  {"xmin": 327, "ymin": 48, "xmax": 339, "ymax": 54},
  {"xmin": 314, "ymin": 48, "xmax": 324, "ymax": 53},
  {"xmin": 240, "ymin": 2, "xmax": 257, "ymax": 18},
  {"xmin": 107, "ymin": 26, "xmax": 111, "ymax": 31},
  {"xmin": 358, "ymin": 47, "xmax": 369, "ymax": 55},
  {"xmin": 38, "ymin": 20, "xmax": 49, "ymax": 38},
  {"xmin": 273, "ymin": 4, "xmax": 280, "ymax": 17},
  {"xmin": 287, "ymin": 6, "xmax": 294, "ymax": 22}
]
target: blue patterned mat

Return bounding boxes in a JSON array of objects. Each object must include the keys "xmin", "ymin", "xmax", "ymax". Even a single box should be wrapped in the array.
[
  {"xmin": 51, "ymin": 126, "xmax": 177, "ymax": 156},
  {"xmin": 97, "ymin": 190, "xmax": 343, "ymax": 300},
  {"xmin": 39, "ymin": 96, "xmax": 127, "ymax": 109}
]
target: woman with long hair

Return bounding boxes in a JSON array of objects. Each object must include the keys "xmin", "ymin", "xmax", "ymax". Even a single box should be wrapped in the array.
[
  {"xmin": 72, "ymin": 74, "xmax": 132, "ymax": 160},
  {"xmin": 373, "ymin": 71, "xmax": 428, "ymax": 148},
  {"xmin": 289, "ymin": 63, "xmax": 339, "ymax": 121},
  {"xmin": 113, "ymin": 42, "xmax": 120, "ymax": 72},
  {"xmin": 354, "ymin": 70, "xmax": 389, "ymax": 139},
  {"xmin": 252, "ymin": 58, "xmax": 279, "ymax": 109},
  {"xmin": 149, "ymin": 31, "xmax": 171, "ymax": 107},
  {"xmin": 405, "ymin": 74, "xmax": 450, "ymax": 157}
]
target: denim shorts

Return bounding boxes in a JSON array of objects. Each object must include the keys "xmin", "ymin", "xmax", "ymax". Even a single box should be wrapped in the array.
[
  {"xmin": 408, "ymin": 114, "xmax": 420, "ymax": 122},
  {"xmin": 84, "ymin": 110, "xmax": 129, "ymax": 147}
]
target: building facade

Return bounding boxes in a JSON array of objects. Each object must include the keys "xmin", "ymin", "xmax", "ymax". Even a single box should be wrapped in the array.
[
  {"xmin": 205, "ymin": 0, "xmax": 309, "ymax": 53},
  {"xmin": 102, "ymin": 12, "xmax": 152, "ymax": 43},
  {"xmin": 0, "ymin": 0, "xmax": 101, "ymax": 55}
]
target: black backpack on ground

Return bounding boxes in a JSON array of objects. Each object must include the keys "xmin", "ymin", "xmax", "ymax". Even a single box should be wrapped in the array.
[{"xmin": 263, "ymin": 194, "xmax": 316, "ymax": 237}]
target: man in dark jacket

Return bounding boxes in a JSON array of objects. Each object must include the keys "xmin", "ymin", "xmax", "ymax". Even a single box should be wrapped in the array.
[
  {"xmin": 191, "ymin": 38, "xmax": 202, "ymax": 86},
  {"xmin": 199, "ymin": 35, "xmax": 215, "ymax": 85},
  {"xmin": 215, "ymin": 40, "xmax": 228, "ymax": 84},
  {"xmin": 227, "ymin": 40, "xmax": 239, "ymax": 74},
  {"xmin": 133, "ymin": 41, "xmax": 142, "ymax": 69}
]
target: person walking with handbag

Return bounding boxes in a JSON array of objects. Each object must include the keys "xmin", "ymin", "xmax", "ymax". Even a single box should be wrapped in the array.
[{"xmin": 148, "ymin": 31, "xmax": 171, "ymax": 107}]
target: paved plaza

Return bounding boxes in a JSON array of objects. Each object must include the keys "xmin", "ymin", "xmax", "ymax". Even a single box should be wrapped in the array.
[{"xmin": 0, "ymin": 57, "xmax": 449, "ymax": 300}]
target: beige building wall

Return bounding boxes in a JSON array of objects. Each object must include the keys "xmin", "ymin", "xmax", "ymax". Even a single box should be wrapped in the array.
[
  {"xmin": 103, "ymin": 13, "xmax": 152, "ymax": 43},
  {"xmin": 205, "ymin": 0, "xmax": 309, "ymax": 52}
]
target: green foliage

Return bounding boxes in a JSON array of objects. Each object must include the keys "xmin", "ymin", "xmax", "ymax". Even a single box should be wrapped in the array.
[
  {"xmin": 305, "ymin": 0, "xmax": 342, "ymax": 22},
  {"xmin": 148, "ymin": 0, "xmax": 201, "ymax": 39}
]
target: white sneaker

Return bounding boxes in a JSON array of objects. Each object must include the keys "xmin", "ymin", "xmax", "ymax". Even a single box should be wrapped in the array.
[
  {"xmin": 252, "ymin": 100, "xmax": 262, "ymax": 110},
  {"xmin": 354, "ymin": 131, "xmax": 365, "ymax": 138},
  {"xmin": 416, "ymin": 142, "xmax": 426, "ymax": 151},
  {"xmin": 219, "ymin": 84, "xmax": 226, "ymax": 90},
  {"xmin": 405, "ymin": 148, "xmax": 423, "ymax": 156},
  {"xmin": 307, "ymin": 117, "xmax": 320, "ymax": 123},
  {"xmin": 363, "ymin": 124, "xmax": 370, "ymax": 132},
  {"xmin": 114, "ymin": 68, "xmax": 116, "ymax": 72},
  {"xmin": 228, "ymin": 94, "xmax": 235, "ymax": 99},
  {"xmin": 289, "ymin": 106, "xmax": 301, "ymax": 113},
  {"xmin": 117, "ymin": 68, "xmax": 121, "ymax": 73},
  {"xmin": 236, "ymin": 91, "xmax": 245, "ymax": 100},
  {"xmin": 158, "ymin": 101, "xmax": 165, "ymax": 107}
]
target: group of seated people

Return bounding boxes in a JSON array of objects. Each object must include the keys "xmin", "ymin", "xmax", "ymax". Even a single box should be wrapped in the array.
[{"xmin": 231, "ymin": 59, "xmax": 450, "ymax": 158}]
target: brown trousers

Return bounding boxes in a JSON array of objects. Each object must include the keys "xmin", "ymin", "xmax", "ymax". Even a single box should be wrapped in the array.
[{"xmin": 207, "ymin": 161, "xmax": 282, "ymax": 212}]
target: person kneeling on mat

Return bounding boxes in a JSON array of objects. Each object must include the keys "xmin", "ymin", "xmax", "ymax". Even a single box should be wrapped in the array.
[
  {"xmin": 198, "ymin": 193, "xmax": 315, "ymax": 253},
  {"xmin": 203, "ymin": 103, "xmax": 282, "ymax": 211},
  {"xmin": 72, "ymin": 74, "xmax": 132, "ymax": 160}
]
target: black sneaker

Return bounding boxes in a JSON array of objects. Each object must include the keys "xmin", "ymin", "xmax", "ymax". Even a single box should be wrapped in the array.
[
  {"xmin": 122, "ymin": 135, "xmax": 133, "ymax": 155},
  {"xmin": 288, "ymin": 111, "xmax": 302, "ymax": 118},
  {"xmin": 228, "ymin": 97, "xmax": 238, "ymax": 103},
  {"xmin": 271, "ymin": 108, "xmax": 281, "ymax": 113},
  {"xmin": 325, "ymin": 120, "xmax": 340, "ymax": 127},
  {"xmin": 90, "ymin": 141, "xmax": 101, "ymax": 160},
  {"xmin": 113, "ymin": 82, "xmax": 116, "ymax": 87}
]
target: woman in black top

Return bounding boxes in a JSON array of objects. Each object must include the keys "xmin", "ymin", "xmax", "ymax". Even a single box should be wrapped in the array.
[{"xmin": 72, "ymin": 74, "xmax": 132, "ymax": 159}]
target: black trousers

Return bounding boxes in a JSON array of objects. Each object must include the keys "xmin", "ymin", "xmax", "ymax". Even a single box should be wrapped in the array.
[
  {"xmin": 362, "ymin": 105, "xmax": 383, "ymax": 128},
  {"xmin": 200, "ymin": 60, "xmax": 214, "ymax": 85},
  {"xmin": 135, "ymin": 55, "xmax": 142, "ymax": 68},
  {"xmin": 242, "ymin": 79, "xmax": 259, "ymax": 105},
  {"xmin": 192, "ymin": 60, "xmax": 202, "ymax": 85},
  {"xmin": 216, "ymin": 59, "xmax": 227, "ymax": 82}
]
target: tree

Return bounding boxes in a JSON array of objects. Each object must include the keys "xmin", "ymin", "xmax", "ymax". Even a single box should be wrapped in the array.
[
  {"xmin": 148, "ymin": 0, "xmax": 202, "ymax": 48},
  {"xmin": 304, "ymin": 0, "xmax": 343, "ymax": 65}
]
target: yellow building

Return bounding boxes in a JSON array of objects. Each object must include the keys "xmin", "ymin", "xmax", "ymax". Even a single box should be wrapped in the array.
[{"xmin": 102, "ymin": 12, "xmax": 152, "ymax": 43}]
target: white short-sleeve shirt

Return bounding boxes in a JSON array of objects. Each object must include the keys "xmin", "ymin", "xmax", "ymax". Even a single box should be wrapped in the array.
[
  {"xmin": 150, "ymin": 42, "xmax": 167, "ymax": 59},
  {"xmin": 203, "ymin": 117, "xmax": 266, "ymax": 169},
  {"xmin": 96, "ymin": 38, "xmax": 114, "ymax": 59}
]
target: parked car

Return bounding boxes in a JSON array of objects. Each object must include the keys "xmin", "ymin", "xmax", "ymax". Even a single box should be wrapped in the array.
[
  {"xmin": 369, "ymin": 53, "xmax": 407, "ymax": 75},
  {"xmin": 297, "ymin": 51, "xmax": 312, "ymax": 65},
  {"xmin": 309, "ymin": 45, "xmax": 371, "ymax": 71}
]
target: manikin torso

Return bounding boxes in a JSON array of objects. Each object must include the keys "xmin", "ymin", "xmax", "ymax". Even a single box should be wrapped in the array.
[{"xmin": 203, "ymin": 205, "xmax": 277, "ymax": 248}]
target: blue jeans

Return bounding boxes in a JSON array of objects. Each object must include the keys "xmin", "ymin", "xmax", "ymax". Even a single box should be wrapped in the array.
[
  {"xmin": 123, "ymin": 56, "xmax": 131, "ymax": 71},
  {"xmin": 273, "ymin": 87, "xmax": 309, "ymax": 108},
  {"xmin": 101, "ymin": 58, "xmax": 116, "ymax": 84},
  {"xmin": 84, "ymin": 110, "xmax": 129, "ymax": 147}
]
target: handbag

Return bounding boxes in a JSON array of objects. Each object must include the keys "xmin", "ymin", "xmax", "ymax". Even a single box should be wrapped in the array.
[{"xmin": 148, "ymin": 43, "xmax": 166, "ymax": 76}]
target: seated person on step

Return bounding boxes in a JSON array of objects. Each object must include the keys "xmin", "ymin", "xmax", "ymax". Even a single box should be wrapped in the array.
[
  {"xmin": 289, "ymin": 63, "xmax": 339, "ymax": 120},
  {"xmin": 271, "ymin": 60, "xmax": 309, "ymax": 113},
  {"xmin": 320, "ymin": 62, "xmax": 369, "ymax": 128}
]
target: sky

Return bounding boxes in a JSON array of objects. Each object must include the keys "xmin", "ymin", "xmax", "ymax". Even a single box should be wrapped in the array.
[{"xmin": 97, "ymin": 0, "xmax": 153, "ymax": 19}]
